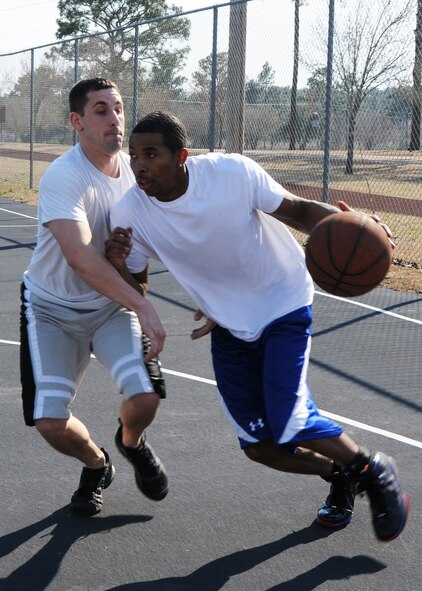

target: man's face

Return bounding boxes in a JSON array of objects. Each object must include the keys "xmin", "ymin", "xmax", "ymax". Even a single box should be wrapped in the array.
[
  {"xmin": 129, "ymin": 132, "xmax": 186, "ymax": 202},
  {"xmin": 72, "ymin": 88, "xmax": 125, "ymax": 154}
]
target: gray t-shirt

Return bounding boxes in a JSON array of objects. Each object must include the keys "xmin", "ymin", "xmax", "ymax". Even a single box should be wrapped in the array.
[{"xmin": 24, "ymin": 144, "xmax": 134, "ymax": 309}]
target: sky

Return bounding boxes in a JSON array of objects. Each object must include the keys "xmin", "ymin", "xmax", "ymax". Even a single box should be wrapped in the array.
[
  {"xmin": 0, "ymin": 0, "xmax": 415, "ymax": 90},
  {"xmin": 0, "ymin": 0, "xmax": 324, "ymax": 90},
  {"xmin": 0, "ymin": 0, "xmax": 300, "ymax": 88},
  {"xmin": 0, "ymin": 0, "xmax": 234, "ymax": 54}
]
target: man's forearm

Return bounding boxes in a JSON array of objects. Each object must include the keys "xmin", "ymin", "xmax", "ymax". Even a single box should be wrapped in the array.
[
  {"xmin": 116, "ymin": 264, "xmax": 146, "ymax": 298},
  {"xmin": 68, "ymin": 243, "xmax": 147, "ymax": 314}
]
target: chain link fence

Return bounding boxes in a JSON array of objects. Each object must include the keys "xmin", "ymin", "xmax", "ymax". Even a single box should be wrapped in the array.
[{"xmin": 0, "ymin": 0, "xmax": 420, "ymax": 266}]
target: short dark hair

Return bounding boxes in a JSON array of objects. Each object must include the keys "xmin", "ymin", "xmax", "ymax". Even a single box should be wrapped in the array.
[
  {"xmin": 69, "ymin": 78, "xmax": 120, "ymax": 115},
  {"xmin": 132, "ymin": 111, "xmax": 187, "ymax": 153}
]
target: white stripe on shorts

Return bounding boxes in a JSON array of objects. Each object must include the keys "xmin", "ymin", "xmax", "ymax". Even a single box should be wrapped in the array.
[
  {"xmin": 219, "ymin": 395, "xmax": 260, "ymax": 444},
  {"xmin": 277, "ymin": 334, "xmax": 312, "ymax": 444},
  {"xmin": 117, "ymin": 366, "xmax": 154, "ymax": 393},
  {"xmin": 111, "ymin": 352, "xmax": 142, "ymax": 379},
  {"xmin": 34, "ymin": 389, "xmax": 73, "ymax": 419}
]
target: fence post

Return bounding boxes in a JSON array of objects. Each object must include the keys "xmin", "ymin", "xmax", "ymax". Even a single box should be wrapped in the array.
[
  {"xmin": 226, "ymin": 0, "xmax": 247, "ymax": 154},
  {"xmin": 29, "ymin": 49, "xmax": 35, "ymax": 190},
  {"xmin": 133, "ymin": 25, "xmax": 139, "ymax": 130},
  {"xmin": 73, "ymin": 38, "xmax": 79, "ymax": 146},
  {"xmin": 322, "ymin": 0, "xmax": 335, "ymax": 203},
  {"xmin": 208, "ymin": 7, "xmax": 218, "ymax": 152}
]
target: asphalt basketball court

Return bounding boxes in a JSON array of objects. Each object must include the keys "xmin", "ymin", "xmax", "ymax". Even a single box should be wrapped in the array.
[{"xmin": 1, "ymin": 196, "xmax": 421, "ymax": 591}]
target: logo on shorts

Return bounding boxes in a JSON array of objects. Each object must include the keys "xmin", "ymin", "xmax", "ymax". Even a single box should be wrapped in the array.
[{"xmin": 249, "ymin": 418, "xmax": 264, "ymax": 432}]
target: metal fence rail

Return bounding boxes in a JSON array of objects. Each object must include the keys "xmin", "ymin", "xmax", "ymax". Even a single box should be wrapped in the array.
[{"xmin": 0, "ymin": 0, "xmax": 420, "ymax": 265}]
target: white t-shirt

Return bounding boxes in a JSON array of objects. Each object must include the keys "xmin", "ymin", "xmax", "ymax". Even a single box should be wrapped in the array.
[
  {"xmin": 24, "ymin": 143, "xmax": 134, "ymax": 309},
  {"xmin": 111, "ymin": 152, "xmax": 314, "ymax": 341}
]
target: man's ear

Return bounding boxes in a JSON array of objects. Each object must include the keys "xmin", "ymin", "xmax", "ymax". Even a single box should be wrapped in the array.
[
  {"xmin": 177, "ymin": 147, "xmax": 189, "ymax": 166},
  {"xmin": 69, "ymin": 111, "xmax": 83, "ymax": 132}
]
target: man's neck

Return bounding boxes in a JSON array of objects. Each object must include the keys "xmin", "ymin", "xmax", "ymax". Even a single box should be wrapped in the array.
[{"xmin": 79, "ymin": 143, "xmax": 121, "ymax": 178}]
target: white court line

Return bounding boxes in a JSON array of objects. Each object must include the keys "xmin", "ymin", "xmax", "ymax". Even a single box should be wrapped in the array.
[
  {"xmin": 0, "ymin": 207, "xmax": 38, "ymax": 220},
  {"xmin": 315, "ymin": 290, "xmax": 422, "ymax": 325},
  {"xmin": 0, "ymin": 224, "xmax": 37, "ymax": 228},
  {"xmin": 320, "ymin": 410, "xmax": 422, "ymax": 449},
  {"xmin": 163, "ymin": 367, "xmax": 216, "ymax": 385},
  {"xmin": 2, "ymin": 338, "xmax": 421, "ymax": 448},
  {"xmin": 162, "ymin": 368, "xmax": 422, "ymax": 449}
]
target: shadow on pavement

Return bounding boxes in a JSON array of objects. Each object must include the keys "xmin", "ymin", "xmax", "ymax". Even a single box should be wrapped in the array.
[
  {"xmin": 0, "ymin": 506, "xmax": 153, "ymax": 591},
  {"xmin": 102, "ymin": 523, "xmax": 385, "ymax": 591}
]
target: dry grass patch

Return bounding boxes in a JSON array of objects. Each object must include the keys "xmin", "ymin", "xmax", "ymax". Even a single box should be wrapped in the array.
[{"xmin": 382, "ymin": 263, "xmax": 421, "ymax": 293}]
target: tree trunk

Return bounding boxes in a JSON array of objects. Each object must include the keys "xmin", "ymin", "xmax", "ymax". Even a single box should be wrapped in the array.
[
  {"xmin": 409, "ymin": 0, "xmax": 422, "ymax": 151},
  {"xmin": 289, "ymin": 0, "xmax": 300, "ymax": 151},
  {"xmin": 345, "ymin": 106, "xmax": 358, "ymax": 175},
  {"xmin": 226, "ymin": 0, "xmax": 247, "ymax": 153}
]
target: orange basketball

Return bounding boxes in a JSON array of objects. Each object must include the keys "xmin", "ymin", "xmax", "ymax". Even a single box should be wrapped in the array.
[{"xmin": 305, "ymin": 211, "xmax": 393, "ymax": 297}]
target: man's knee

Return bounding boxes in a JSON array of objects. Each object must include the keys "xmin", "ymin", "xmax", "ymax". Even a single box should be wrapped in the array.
[
  {"xmin": 124, "ymin": 391, "xmax": 160, "ymax": 417},
  {"xmin": 35, "ymin": 417, "xmax": 68, "ymax": 440},
  {"xmin": 243, "ymin": 440, "xmax": 270, "ymax": 463}
]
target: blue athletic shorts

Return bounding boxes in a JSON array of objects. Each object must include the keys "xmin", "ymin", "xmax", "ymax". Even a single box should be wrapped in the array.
[{"xmin": 211, "ymin": 305, "xmax": 343, "ymax": 449}]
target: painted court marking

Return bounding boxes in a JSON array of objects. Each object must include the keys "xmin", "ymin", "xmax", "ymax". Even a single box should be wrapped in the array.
[
  {"xmin": 316, "ymin": 291, "xmax": 422, "ymax": 325},
  {"xmin": 0, "ymin": 207, "xmax": 38, "ymax": 220},
  {"xmin": 0, "ymin": 224, "xmax": 37, "ymax": 228}
]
